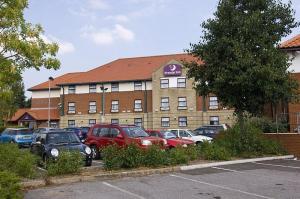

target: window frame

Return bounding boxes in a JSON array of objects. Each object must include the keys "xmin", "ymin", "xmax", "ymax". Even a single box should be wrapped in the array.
[
  {"xmin": 177, "ymin": 78, "xmax": 186, "ymax": 88},
  {"xmin": 178, "ymin": 116, "xmax": 188, "ymax": 127},
  {"xmin": 89, "ymin": 84, "xmax": 97, "ymax": 93},
  {"xmin": 160, "ymin": 79, "xmax": 169, "ymax": 89},
  {"xmin": 161, "ymin": 117, "xmax": 170, "ymax": 127},
  {"xmin": 111, "ymin": 119, "xmax": 119, "ymax": 124},
  {"xmin": 89, "ymin": 101, "xmax": 97, "ymax": 114},
  {"xmin": 111, "ymin": 100, "xmax": 119, "ymax": 112},
  {"xmin": 178, "ymin": 97, "xmax": 187, "ymax": 110},
  {"xmin": 134, "ymin": 81, "xmax": 143, "ymax": 91},
  {"xmin": 160, "ymin": 97, "xmax": 170, "ymax": 111},
  {"xmin": 111, "ymin": 82, "xmax": 119, "ymax": 92},
  {"xmin": 210, "ymin": 116, "xmax": 219, "ymax": 125},
  {"xmin": 68, "ymin": 85, "xmax": 76, "ymax": 94},
  {"xmin": 68, "ymin": 120, "xmax": 75, "ymax": 127},
  {"xmin": 68, "ymin": 102, "xmax": 76, "ymax": 114},
  {"xmin": 89, "ymin": 119, "xmax": 96, "ymax": 126},
  {"xmin": 134, "ymin": 99, "xmax": 142, "ymax": 112},
  {"xmin": 209, "ymin": 96, "xmax": 219, "ymax": 110},
  {"xmin": 134, "ymin": 118, "xmax": 143, "ymax": 127}
]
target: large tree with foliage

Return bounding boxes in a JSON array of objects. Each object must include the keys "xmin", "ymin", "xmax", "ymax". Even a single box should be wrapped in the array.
[
  {"xmin": 0, "ymin": 0, "xmax": 60, "ymax": 125},
  {"xmin": 186, "ymin": 0, "xmax": 299, "ymax": 123}
]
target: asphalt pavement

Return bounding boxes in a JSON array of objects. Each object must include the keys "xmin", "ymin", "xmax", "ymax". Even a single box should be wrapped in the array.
[{"xmin": 25, "ymin": 158, "xmax": 300, "ymax": 199}]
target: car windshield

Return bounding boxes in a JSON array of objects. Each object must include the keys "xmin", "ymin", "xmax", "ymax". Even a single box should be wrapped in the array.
[
  {"xmin": 47, "ymin": 132, "xmax": 80, "ymax": 144},
  {"xmin": 81, "ymin": 127, "xmax": 90, "ymax": 133},
  {"xmin": 13, "ymin": 129, "xmax": 32, "ymax": 135},
  {"xmin": 162, "ymin": 131, "xmax": 176, "ymax": 139},
  {"xmin": 186, "ymin": 130, "xmax": 196, "ymax": 136},
  {"xmin": 123, "ymin": 127, "xmax": 149, "ymax": 138}
]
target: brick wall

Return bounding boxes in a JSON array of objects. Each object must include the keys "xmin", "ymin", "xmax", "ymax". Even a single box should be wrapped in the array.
[
  {"xmin": 265, "ymin": 133, "xmax": 300, "ymax": 157},
  {"xmin": 32, "ymin": 97, "xmax": 60, "ymax": 108}
]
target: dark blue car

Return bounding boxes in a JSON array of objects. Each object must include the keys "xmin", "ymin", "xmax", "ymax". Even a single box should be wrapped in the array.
[
  {"xmin": 30, "ymin": 131, "xmax": 92, "ymax": 167},
  {"xmin": 0, "ymin": 128, "xmax": 33, "ymax": 147},
  {"xmin": 64, "ymin": 127, "xmax": 88, "ymax": 141}
]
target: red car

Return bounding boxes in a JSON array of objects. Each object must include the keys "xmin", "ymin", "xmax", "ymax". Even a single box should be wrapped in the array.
[
  {"xmin": 146, "ymin": 130, "xmax": 194, "ymax": 149},
  {"xmin": 85, "ymin": 124, "xmax": 167, "ymax": 159}
]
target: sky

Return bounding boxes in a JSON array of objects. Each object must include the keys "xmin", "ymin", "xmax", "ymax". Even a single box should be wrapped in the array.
[{"xmin": 23, "ymin": 0, "xmax": 300, "ymax": 97}]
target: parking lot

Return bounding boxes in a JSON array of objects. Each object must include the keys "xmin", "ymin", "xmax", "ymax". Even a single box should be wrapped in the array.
[{"xmin": 25, "ymin": 158, "xmax": 300, "ymax": 199}]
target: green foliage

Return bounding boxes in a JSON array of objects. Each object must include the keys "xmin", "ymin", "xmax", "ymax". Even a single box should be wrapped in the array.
[
  {"xmin": 168, "ymin": 147, "xmax": 189, "ymax": 165},
  {"xmin": 102, "ymin": 144, "xmax": 124, "ymax": 170},
  {"xmin": 0, "ymin": 171, "xmax": 22, "ymax": 199},
  {"xmin": 120, "ymin": 144, "xmax": 144, "ymax": 169},
  {"xmin": 0, "ymin": 144, "xmax": 37, "ymax": 178},
  {"xmin": 215, "ymin": 121, "xmax": 286, "ymax": 157},
  {"xmin": 186, "ymin": 0, "xmax": 299, "ymax": 118},
  {"xmin": 249, "ymin": 117, "xmax": 288, "ymax": 133},
  {"xmin": 198, "ymin": 142, "xmax": 231, "ymax": 161},
  {"xmin": 143, "ymin": 145, "xmax": 168, "ymax": 168},
  {"xmin": 47, "ymin": 151, "xmax": 83, "ymax": 176},
  {"xmin": 184, "ymin": 145, "xmax": 199, "ymax": 161}
]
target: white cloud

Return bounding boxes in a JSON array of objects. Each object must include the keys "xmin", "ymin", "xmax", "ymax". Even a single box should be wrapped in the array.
[
  {"xmin": 41, "ymin": 35, "xmax": 75, "ymax": 55},
  {"xmin": 88, "ymin": 0, "xmax": 109, "ymax": 10},
  {"xmin": 105, "ymin": 15, "xmax": 129, "ymax": 23},
  {"xmin": 81, "ymin": 24, "xmax": 135, "ymax": 45}
]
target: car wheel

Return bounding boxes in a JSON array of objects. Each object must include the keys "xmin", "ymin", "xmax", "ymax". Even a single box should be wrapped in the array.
[
  {"xmin": 43, "ymin": 155, "xmax": 48, "ymax": 169},
  {"xmin": 85, "ymin": 159, "xmax": 92, "ymax": 167},
  {"xmin": 91, "ymin": 146, "xmax": 100, "ymax": 160},
  {"xmin": 9, "ymin": 140, "xmax": 15, "ymax": 144}
]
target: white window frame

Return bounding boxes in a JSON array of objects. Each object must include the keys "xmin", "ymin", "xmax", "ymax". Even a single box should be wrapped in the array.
[
  {"xmin": 68, "ymin": 120, "xmax": 75, "ymax": 127},
  {"xmin": 89, "ymin": 101, "xmax": 97, "ymax": 114},
  {"xmin": 160, "ymin": 79, "xmax": 169, "ymax": 89},
  {"xmin": 68, "ymin": 102, "xmax": 76, "ymax": 114},
  {"xmin": 89, "ymin": 84, "xmax": 97, "ymax": 93},
  {"xmin": 210, "ymin": 116, "xmax": 219, "ymax": 125},
  {"xmin": 178, "ymin": 117, "xmax": 187, "ymax": 127},
  {"xmin": 178, "ymin": 97, "xmax": 187, "ymax": 110},
  {"xmin": 134, "ymin": 118, "xmax": 143, "ymax": 127},
  {"xmin": 111, "ymin": 119, "xmax": 119, "ymax": 124},
  {"xmin": 68, "ymin": 85, "xmax": 76, "ymax": 94},
  {"xmin": 89, "ymin": 119, "xmax": 96, "ymax": 126},
  {"xmin": 177, "ymin": 78, "xmax": 186, "ymax": 88},
  {"xmin": 209, "ymin": 96, "xmax": 218, "ymax": 110},
  {"xmin": 111, "ymin": 100, "xmax": 119, "ymax": 112},
  {"xmin": 160, "ymin": 97, "xmax": 170, "ymax": 111},
  {"xmin": 134, "ymin": 99, "xmax": 142, "ymax": 112},
  {"xmin": 134, "ymin": 81, "xmax": 143, "ymax": 91},
  {"xmin": 161, "ymin": 117, "xmax": 170, "ymax": 127},
  {"xmin": 111, "ymin": 83, "xmax": 119, "ymax": 92}
]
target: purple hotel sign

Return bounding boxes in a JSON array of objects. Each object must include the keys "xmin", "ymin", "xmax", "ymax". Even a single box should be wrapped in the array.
[{"xmin": 163, "ymin": 64, "xmax": 182, "ymax": 76}]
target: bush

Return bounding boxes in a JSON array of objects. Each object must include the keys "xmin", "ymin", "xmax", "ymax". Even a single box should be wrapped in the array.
[
  {"xmin": 215, "ymin": 120, "xmax": 286, "ymax": 157},
  {"xmin": 102, "ymin": 144, "xmax": 124, "ymax": 170},
  {"xmin": 47, "ymin": 151, "xmax": 83, "ymax": 176},
  {"xmin": 249, "ymin": 117, "xmax": 288, "ymax": 133},
  {"xmin": 0, "ymin": 171, "xmax": 22, "ymax": 199},
  {"xmin": 184, "ymin": 145, "xmax": 199, "ymax": 161},
  {"xmin": 143, "ymin": 145, "xmax": 168, "ymax": 168},
  {"xmin": 198, "ymin": 142, "xmax": 231, "ymax": 160},
  {"xmin": 0, "ymin": 144, "xmax": 37, "ymax": 178},
  {"xmin": 121, "ymin": 144, "xmax": 144, "ymax": 169},
  {"xmin": 167, "ymin": 147, "xmax": 189, "ymax": 165}
]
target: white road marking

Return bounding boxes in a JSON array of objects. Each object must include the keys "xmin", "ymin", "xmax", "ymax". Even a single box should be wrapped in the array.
[
  {"xmin": 253, "ymin": 162, "xmax": 300, "ymax": 169},
  {"xmin": 103, "ymin": 182, "xmax": 146, "ymax": 199},
  {"xmin": 170, "ymin": 174, "xmax": 274, "ymax": 199},
  {"xmin": 93, "ymin": 160, "xmax": 103, "ymax": 164}
]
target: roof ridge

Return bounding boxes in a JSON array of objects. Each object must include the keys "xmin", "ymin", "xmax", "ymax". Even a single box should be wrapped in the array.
[{"xmin": 118, "ymin": 52, "xmax": 187, "ymax": 60}]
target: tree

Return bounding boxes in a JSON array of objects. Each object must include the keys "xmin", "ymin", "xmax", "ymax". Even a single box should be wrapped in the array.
[
  {"xmin": 0, "ymin": 0, "xmax": 60, "ymax": 125},
  {"xmin": 186, "ymin": 0, "xmax": 299, "ymax": 124}
]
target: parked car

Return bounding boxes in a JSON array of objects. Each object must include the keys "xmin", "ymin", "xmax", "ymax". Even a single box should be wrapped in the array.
[
  {"xmin": 30, "ymin": 130, "xmax": 92, "ymax": 166},
  {"xmin": 0, "ymin": 128, "xmax": 33, "ymax": 147},
  {"xmin": 64, "ymin": 127, "xmax": 87, "ymax": 142},
  {"xmin": 168, "ymin": 129, "xmax": 212, "ymax": 144},
  {"xmin": 146, "ymin": 130, "xmax": 194, "ymax": 148},
  {"xmin": 193, "ymin": 124, "xmax": 229, "ymax": 138},
  {"xmin": 32, "ymin": 128, "xmax": 63, "ymax": 139},
  {"xmin": 85, "ymin": 124, "xmax": 167, "ymax": 159}
]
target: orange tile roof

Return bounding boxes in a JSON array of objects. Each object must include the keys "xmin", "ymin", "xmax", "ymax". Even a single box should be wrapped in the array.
[
  {"xmin": 58, "ymin": 53, "xmax": 200, "ymax": 85},
  {"xmin": 9, "ymin": 108, "xmax": 59, "ymax": 122},
  {"xmin": 280, "ymin": 34, "xmax": 300, "ymax": 49},
  {"xmin": 28, "ymin": 72, "xmax": 83, "ymax": 91}
]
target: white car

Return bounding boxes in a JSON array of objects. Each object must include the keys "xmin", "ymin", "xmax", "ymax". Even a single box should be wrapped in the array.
[{"xmin": 168, "ymin": 129, "xmax": 212, "ymax": 144}]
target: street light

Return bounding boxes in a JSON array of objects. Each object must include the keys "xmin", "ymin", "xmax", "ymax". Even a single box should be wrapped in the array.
[
  {"xmin": 48, "ymin": 76, "xmax": 54, "ymax": 127},
  {"xmin": 100, "ymin": 86, "xmax": 108, "ymax": 123}
]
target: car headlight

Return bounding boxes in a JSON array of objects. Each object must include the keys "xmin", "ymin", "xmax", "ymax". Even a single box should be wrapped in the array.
[
  {"xmin": 163, "ymin": 139, "xmax": 167, "ymax": 145},
  {"xmin": 142, "ymin": 140, "xmax": 152, "ymax": 146},
  {"xmin": 50, "ymin": 148, "xmax": 59, "ymax": 157},
  {"xmin": 182, "ymin": 144, "xmax": 187, "ymax": 148},
  {"xmin": 85, "ymin": 146, "xmax": 91, "ymax": 155},
  {"xmin": 15, "ymin": 135, "xmax": 21, "ymax": 140}
]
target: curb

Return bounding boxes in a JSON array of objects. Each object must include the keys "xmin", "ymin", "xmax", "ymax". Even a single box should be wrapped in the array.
[
  {"xmin": 22, "ymin": 155, "xmax": 294, "ymax": 190},
  {"xmin": 180, "ymin": 155, "xmax": 294, "ymax": 171}
]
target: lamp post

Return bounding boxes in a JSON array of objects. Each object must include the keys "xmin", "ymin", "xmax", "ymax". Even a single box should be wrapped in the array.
[
  {"xmin": 48, "ymin": 76, "xmax": 54, "ymax": 127},
  {"xmin": 100, "ymin": 86, "xmax": 108, "ymax": 123}
]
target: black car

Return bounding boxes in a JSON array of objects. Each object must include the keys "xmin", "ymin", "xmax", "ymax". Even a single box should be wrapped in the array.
[
  {"xmin": 30, "ymin": 131, "xmax": 92, "ymax": 167},
  {"xmin": 64, "ymin": 127, "xmax": 87, "ymax": 142},
  {"xmin": 193, "ymin": 124, "xmax": 228, "ymax": 138}
]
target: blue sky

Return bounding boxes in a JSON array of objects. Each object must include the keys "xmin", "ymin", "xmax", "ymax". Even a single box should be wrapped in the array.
[{"xmin": 23, "ymin": 0, "xmax": 300, "ymax": 97}]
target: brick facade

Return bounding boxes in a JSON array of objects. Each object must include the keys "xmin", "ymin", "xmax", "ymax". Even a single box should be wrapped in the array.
[{"xmin": 31, "ymin": 97, "xmax": 60, "ymax": 109}]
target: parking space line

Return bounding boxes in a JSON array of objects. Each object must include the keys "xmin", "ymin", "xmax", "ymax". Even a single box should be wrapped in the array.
[
  {"xmin": 253, "ymin": 162, "xmax": 300, "ymax": 169},
  {"xmin": 103, "ymin": 182, "xmax": 146, "ymax": 199},
  {"xmin": 93, "ymin": 160, "xmax": 103, "ymax": 164},
  {"xmin": 170, "ymin": 174, "xmax": 274, "ymax": 199}
]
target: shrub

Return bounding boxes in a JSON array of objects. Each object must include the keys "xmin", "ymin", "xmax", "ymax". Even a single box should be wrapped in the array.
[
  {"xmin": 0, "ymin": 171, "xmax": 22, "ymax": 199},
  {"xmin": 249, "ymin": 117, "xmax": 288, "ymax": 133},
  {"xmin": 121, "ymin": 144, "xmax": 144, "ymax": 168},
  {"xmin": 143, "ymin": 145, "xmax": 168, "ymax": 168},
  {"xmin": 0, "ymin": 144, "xmax": 37, "ymax": 178},
  {"xmin": 184, "ymin": 145, "xmax": 199, "ymax": 161},
  {"xmin": 102, "ymin": 144, "xmax": 124, "ymax": 170},
  {"xmin": 167, "ymin": 147, "xmax": 189, "ymax": 165},
  {"xmin": 47, "ymin": 151, "xmax": 83, "ymax": 176},
  {"xmin": 198, "ymin": 142, "xmax": 231, "ymax": 160}
]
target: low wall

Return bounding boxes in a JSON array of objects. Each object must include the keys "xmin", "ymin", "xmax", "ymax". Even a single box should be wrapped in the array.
[{"xmin": 264, "ymin": 133, "xmax": 300, "ymax": 157}]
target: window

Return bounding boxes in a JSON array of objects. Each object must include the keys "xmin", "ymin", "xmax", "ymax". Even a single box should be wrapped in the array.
[
  {"xmin": 178, "ymin": 97, "xmax": 187, "ymax": 110},
  {"xmin": 160, "ymin": 97, "xmax": 170, "ymax": 111},
  {"xmin": 179, "ymin": 130, "xmax": 190, "ymax": 138},
  {"xmin": 177, "ymin": 78, "xmax": 186, "ymax": 88},
  {"xmin": 209, "ymin": 96, "xmax": 218, "ymax": 109},
  {"xmin": 68, "ymin": 120, "xmax": 75, "ymax": 127},
  {"xmin": 210, "ymin": 116, "xmax": 219, "ymax": 125},
  {"xmin": 111, "ymin": 119, "xmax": 119, "ymax": 124},
  {"xmin": 134, "ymin": 118, "xmax": 143, "ymax": 127},
  {"xmin": 99, "ymin": 128, "xmax": 110, "ymax": 137},
  {"xmin": 89, "ymin": 101, "xmax": 97, "ymax": 113},
  {"xmin": 160, "ymin": 79, "xmax": 169, "ymax": 89},
  {"xmin": 111, "ymin": 83, "xmax": 119, "ymax": 92},
  {"xmin": 178, "ymin": 117, "xmax": 187, "ymax": 127},
  {"xmin": 134, "ymin": 99, "xmax": 142, "ymax": 112},
  {"xmin": 161, "ymin": 117, "xmax": 170, "ymax": 127},
  {"xmin": 68, "ymin": 85, "xmax": 76, "ymax": 94},
  {"xmin": 111, "ymin": 100, "xmax": 119, "ymax": 112},
  {"xmin": 68, "ymin": 102, "xmax": 76, "ymax": 114},
  {"xmin": 134, "ymin": 81, "xmax": 142, "ymax": 91},
  {"xmin": 110, "ymin": 128, "xmax": 120, "ymax": 138},
  {"xmin": 89, "ymin": 84, "xmax": 97, "ymax": 93},
  {"xmin": 89, "ymin": 119, "xmax": 96, "ymax": 126}
]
